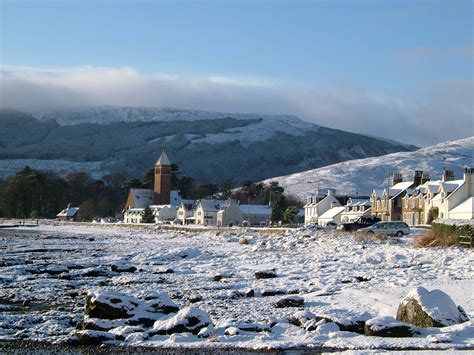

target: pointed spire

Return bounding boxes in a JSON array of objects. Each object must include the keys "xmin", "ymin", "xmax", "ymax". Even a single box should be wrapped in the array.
[{"xmin": 156, "ymin": 151, "xmax": 171, "ymax": 166}]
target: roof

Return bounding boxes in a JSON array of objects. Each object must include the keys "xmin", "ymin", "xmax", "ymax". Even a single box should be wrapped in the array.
[
  {"xmin": 346, "ymin": 199, "xmax": 370, "ymax": 207},
  {"xmin": 198, "ymin": 199, "xmax": 225, "ymax": 212},
  {"xmin": 239, "ymin": 204, "xmax": 272, "ymax": 215},
  {"xmin": 130, "ymin": 188, "xmax": 154, "ymax": 208},
  {"xmin": 388, "ymin": 181, "xmax": 414, "ymax": 198},
  {"xmin": 441, "ymin": 180, "xmax": 464, "ymax": 194},
  {"xmin": 56, "ymin": 206, "xmax": 79, "ymax": 217},
  {"xmin": 318, "ymin": 206, "xmax": 345, "ymax": 220},
  {"xmin": 156, "ymin": 151, "xmax": 171, "ymax": 166}
]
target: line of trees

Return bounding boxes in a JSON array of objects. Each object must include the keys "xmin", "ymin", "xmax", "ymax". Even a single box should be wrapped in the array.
[{"xmin": 0, "ymin": 165, "xmax": 303, "ymax": 224}]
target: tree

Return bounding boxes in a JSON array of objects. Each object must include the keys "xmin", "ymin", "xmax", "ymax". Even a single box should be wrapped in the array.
[
  {"xmin": 284, "ymin": 206, "xmax": 299, "ymax": 224},
  {"xmin": 143, "ymin": 168, "xmax": 155, "ymax": 189},
  {"xmin": 142, "ymin": 205, "xmax": 155, "ymax": 223},
  {"xmin": 271, "ymin": 194, "xmax": 287, "ymax": 223},
  {"xmin": 220, "ymin": 179, "xmax": 233, "ymax": 199},
  {"xmin": 427, "ymin": 207, "xmax": 439, "ymax": 224},
  {"xmin": 79, "ymin": 198, "xmax": 95, "ymax": 221}
]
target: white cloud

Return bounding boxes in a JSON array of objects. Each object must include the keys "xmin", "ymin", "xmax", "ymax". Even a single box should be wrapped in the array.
[{"xmin": 0, "ymin": 65, "xmax": 472, "ymax": 146}]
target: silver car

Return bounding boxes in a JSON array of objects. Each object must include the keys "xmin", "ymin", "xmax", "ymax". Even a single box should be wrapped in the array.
[{"xmin": 358, "ymin": 221, "xmax": 410, "ymax": 237}]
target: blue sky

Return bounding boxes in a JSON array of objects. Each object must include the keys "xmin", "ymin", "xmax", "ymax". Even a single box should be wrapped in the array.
[{"xmin": 0, "ymin": 0, "xmax": 472, "ymax": 145}]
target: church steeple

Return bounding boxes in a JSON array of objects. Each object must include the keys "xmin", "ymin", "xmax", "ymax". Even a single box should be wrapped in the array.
[{"xmin": 154, "ymin": 151, "xmax": 171, "ymax": 204}]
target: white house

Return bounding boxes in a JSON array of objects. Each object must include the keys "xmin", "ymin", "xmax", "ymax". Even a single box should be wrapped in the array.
[
  {"xmin": 177, "ymin": 199, "xmax": 196, "ymax": 225},
  {"xmin": 340, "ymin": 198, "xmax": 371, "ymax": 223},
  {"xmin": 304, "ymin": 190, "xmax": 341, "ymax": 226},
  {"xmin": 195, "ymin": 199, "xmax": 225, "ymax": 226},
  {"xmin": 239, "ymin": 204, "xmax": 272, "ymax": 226},
  {"xmin": 216, "ymin": 200, "xmax": 242, "ymax": 227},
  {"xmin": 444, "ymin": 168, "xmax": 474, "ymax": 220},
  {"xmin": 57, "ymin": 205, "xmax": 80, "ymax": 221},
  {"xmin": 318, "ymin": 206, "xmax": 346, "ymax": 227},
  {"xmin": 123, "ymin": 189, "xmax": 182, "ymax": 224}
]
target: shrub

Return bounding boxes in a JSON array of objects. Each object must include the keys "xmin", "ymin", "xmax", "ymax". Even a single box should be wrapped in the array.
[{"xmin": 413, "ymin": 230, "xmax": 458, "ymax": 248}]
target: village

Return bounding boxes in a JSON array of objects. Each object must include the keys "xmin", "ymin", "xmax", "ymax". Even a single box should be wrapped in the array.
[{"xmin": 55, "ymin": 151, "xmax": 473, "ymax": 234}]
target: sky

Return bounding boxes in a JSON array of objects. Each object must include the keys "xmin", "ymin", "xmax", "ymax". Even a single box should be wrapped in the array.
[{"xmin": 0, "ymin": 0, "xmax": 472, "ymax": 146}]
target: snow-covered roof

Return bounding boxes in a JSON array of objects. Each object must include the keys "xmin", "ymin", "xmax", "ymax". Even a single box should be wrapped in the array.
[
  {"xmin": 198, "ymin": 199, "xmax": 225, "ymax": 212},
  {"xmin": 441, "ymin": 180, "xmax": 464, "ymax": 194},
  {"xmin": 239, "ymin": 204, "xmax": 272, "ymax": 216},
  {"xmin": 156, "ymin": 151, "xmax": 171, "ymax": 166},
  {"xmin": 346, "ymin": 199, "xmax": 370, "ymax": 207},
  {"xmin": 56, "ymin": 206, "xmax": 79, "ymax": 217},
  {"xmin": 319, "ymin": 206, "xmax": 345, "ymax": 219},
  {"xmin": 130, "ymin": 188, "xmax": 154, "ymax": 208}
]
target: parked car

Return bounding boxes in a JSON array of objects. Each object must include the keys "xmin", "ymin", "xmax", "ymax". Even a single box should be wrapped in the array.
[
  {"xmin": 337, "ymin": 216, "xmax": 381, "ymax": 232},
  {"xmin": 325, "ymin": 222, "xmax": 338, "ymax": 230},
  {"xmin": 357, "ymin": 221, "xmax": 410, "ymax": 237}
]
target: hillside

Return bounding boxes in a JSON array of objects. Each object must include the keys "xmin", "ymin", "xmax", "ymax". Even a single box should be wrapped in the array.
[
  {"xmin": 263, "ymin": 137, "xmax": 474, "ymax": 199},
  {"xmin": 0, "ymin": 107, "xmax": 417, "ymax": 182}
]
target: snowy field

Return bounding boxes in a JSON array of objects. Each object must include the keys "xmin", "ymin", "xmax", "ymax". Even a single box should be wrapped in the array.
[{"xmin": 0, "ymin": 224, "xmax": 473, "ymax": 351}]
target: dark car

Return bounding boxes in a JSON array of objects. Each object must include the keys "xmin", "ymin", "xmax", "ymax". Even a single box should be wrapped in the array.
[{"xmin": 337, "ymin": 216, "xmax": 381, "ymax": 232}]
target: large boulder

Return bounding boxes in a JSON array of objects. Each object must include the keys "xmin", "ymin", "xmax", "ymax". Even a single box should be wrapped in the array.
[
  {"xmin": 396, "ymin": 287, "xmax": 469, "ymax": 328},
  {"xmin": 255, "ymin": 270, "xmax": 277, "ymax": 279},
  {"xmin": 85, "ymin": 291, "xmax": 139, "ymax": 320},
  {"xmin": 150, "ymin": 307, "xmax": 213, "ymax": 335},
  {"xmin": 365, "ymin": 316, "xmax": 417, "ymax": 337},
  {"xmin": 274, "ymin": 296, "xmax": 305, "ymax": 308}
]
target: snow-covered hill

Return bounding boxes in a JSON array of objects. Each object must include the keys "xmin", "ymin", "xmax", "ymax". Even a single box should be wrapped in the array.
[
  {"xmin": 263, "ymin": 137, "xmax": 474, "ymax": 199},
  {"xmin": 0, "ymin": 107, "xmax": 416, "ymax": 182}
]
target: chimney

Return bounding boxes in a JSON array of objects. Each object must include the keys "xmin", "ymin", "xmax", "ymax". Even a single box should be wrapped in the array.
[
  {"xmin": 331, "ymin": 201, "xmax": 337, "ymax": 208},
  {"xmin": 327, "ymin": 189, "xmax": 333, "ymax": 196},
  {"xmin": 413, "ymin": 170, "xmax": 423, "ymax": 187},
  {"xmin": 421, "ymin": 173, "xmax": 430, "ymax": 184},
  {"xmin": 464, "ymin": 167, "xmax": 473, "ymax": 196},
  {"xmin": 391, "ymin": 172, "xmax": 403, "ymax": 186},
  {"xmin": 442, "ymin": 170, "xmax": 455, "ymax": 182}
]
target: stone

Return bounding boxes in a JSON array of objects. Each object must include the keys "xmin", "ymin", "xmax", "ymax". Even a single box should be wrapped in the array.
[
  {"xmin": 396, "ymin": 287, "xmax": 469, "ymax": 328},
  {"xmin": 261, "ymin": 289, "xmax": 286, "ymax": 297},
  {"xmin": 85, "ymin": 291, "xmax": 139, "ymax": 320},
  {"xmin": 274, "ymin": 296, "xmax": 305, "ymax": 308},
  {"xmin": 74, "ymin": 330, "xmax": 118, "ymax": 344},
  {"xmin": 111, "ymin": 262, "xmax": 137, "ymax": 273},
  {"xmin": 255, "ymin": 270, "xmax": 277, "ymax": 279},
  {"xmin": 151, "ymin": 306, "xmax": 213, "ymax": 335},
  {"xmin": 365, "ymin": 316, "xmax": 416, "ymax": 337}
]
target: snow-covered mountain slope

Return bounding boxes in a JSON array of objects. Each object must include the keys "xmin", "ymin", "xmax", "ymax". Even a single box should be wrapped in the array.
[
  {"xmin": 33, "ymin": 106, "xmax": 318, "ymax": 147},
  {"xmin": 1, "ymin": 108, "xmax": 416, "ymax": 182},
  {"xmin": 263, "ymin": 137, "xmax": 474, "ymax": 199}
]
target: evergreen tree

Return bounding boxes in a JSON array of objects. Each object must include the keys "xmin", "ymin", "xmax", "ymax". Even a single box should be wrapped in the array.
[
  {"xmin": 142, "ymin": 205, "xmax": 155, "ymax": 223},
  {"xmin": 271, "ymin": 194, "xmax": 287, "ymax": 223},
  {"xmin": 283, "ymin": 205, "xmax": 299, "ymax": 224}
]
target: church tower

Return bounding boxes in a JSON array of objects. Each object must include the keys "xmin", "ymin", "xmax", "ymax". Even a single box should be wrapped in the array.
[{"xmin": 154, "ymin": 151, "xmax": 171, "ymax": 204}]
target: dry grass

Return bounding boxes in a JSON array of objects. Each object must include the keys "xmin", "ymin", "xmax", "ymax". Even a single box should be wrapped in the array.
[
  {"xmin": 413, "ymin": 230, "xmax": 458, "ymax": 248},
  {"xmin": 354, "ymin": 232, "xmax": 389, "ymax": 243}
]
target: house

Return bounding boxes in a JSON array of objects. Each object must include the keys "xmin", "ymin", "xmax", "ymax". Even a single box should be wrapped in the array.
[
  {"xmin": 56, "ymin": 204, "xmax": 80, "ymax": 221},
  {"xmin": 371, "ymin": 171, "xmax": 423, "ymax": 221},
  {"xmin": 195, "ymin": 199, "xmax": 225, "ymax": 226},
  {"xmin": 340, "ymin": 198, "xmax": 372, "ymax": 223},
  {"xmin": 123, "ymin": 208, "xmax": 144, "ymax": 224},
  {"xmin": 318, "ymin": 206, "xmax": 346, "ymax": 226},
  {"xmin": 304, "ymin": 190, "xmax": 340, "ymax": 226},
  {"xmin": 402, "ymin": 172, "xmax": 431, "ymax": 225},
  {"xmin": 216, "ymin": 200, "xmax": 242, "ymax": 227},
  {"xmin": 239, "ymin": 204, "xmax": 272, "ymax": 226},
  {"xmin": 443, "ymin": 168, "xmax": 474, "ymax": 220},
  {"xmin": 175, "ymin": 199, "xmax": 194, "ymax": 225}
]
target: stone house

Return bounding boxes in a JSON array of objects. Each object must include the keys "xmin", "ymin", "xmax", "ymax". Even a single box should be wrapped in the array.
[
  {"xmin": 195, "ymin": 199, "xmax": 225, "ymax": 226},
  {"xmin": 216, "ymin": 200, "xmax": 242, "ymax": 227}
]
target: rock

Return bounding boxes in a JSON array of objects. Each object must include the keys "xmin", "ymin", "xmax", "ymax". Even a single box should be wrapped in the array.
[
  {"xmin": 197, "ymin": 325, "xmax": 215, "ymax": 338},
  {"xmin": 154, "ymin": 267, "xmax": 174, "ymax": 274},
  {"xmin": 188, "ymin": 295, "xmax": 202, "ymax": 303},
  {"xmin": 80, "ymin": 317, "xmax": 127, "ymax": 331},
  {"xmin": 224, "ymin": 326, "xmax": 240, "ymax": 336},
  {"xmin": 239, "ymin": 238, "xmax": 249, "ymax": 245},
  {"xmin": 141, "ymin": 291, "xmax": 179, "ymax": 314},
  {"xmin": 234, "ymin": 322, "xmax": 271, "ymax": 333},
  {"xmin": 213, "ymin": 274, "xmax": 223, "ymax": 282},
  {"xmin": 22, "ymin": 300, "xmax": 30, "ymax": 307},
  {"xmin": 365, "ymin": 316, "xmax": 416, "ymax": 337},
  {"xmin": 111, "ymin": 262, "xmax": 137, "ymax": 273},
  {"xmin": 274, "ymin": 296, "xmax": 304, "ymax": 308},
  {"xmin": 74, "ymin": 330, "xmax": 118, "ymax": 344},
  {"xmin": 244, "ymin": 288, "xmax": 255, "ymax": 297},
  {"xmin": 261, "ymin": 289, "xmax": 286, "ymax": 297},
  {"xmin": 255, "ymin": 270, "xmax": 277, "ymax": 279},
  {"xmin": 289, "ymin": 310, "xmax": 317, "ymax": 327},
  {"xmin": 396, "ymin": 287, "xmax": 470, "ymax": 328},
  {"xmin": 151, "ymin": 307, "xmax": 213, "ymax": 335},
  {"xmin": 85, "ymin": 291, "xmax": 139, "ymax": 320},
  {"xmin": 316, "ymin": 322, "xmax": 340, "ymax": 334}
]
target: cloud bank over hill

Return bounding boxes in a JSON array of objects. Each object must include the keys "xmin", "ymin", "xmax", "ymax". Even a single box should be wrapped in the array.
[{"xmin": 1, "ymin": 65, "xmax": 472, "ymax": 146}]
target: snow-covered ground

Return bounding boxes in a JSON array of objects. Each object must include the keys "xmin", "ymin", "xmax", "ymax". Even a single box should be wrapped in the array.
[
  {"xmin": 0, "ymin": 224, "xmax": 473, "ymax": 350},
  {"xmin": 263, "ymin": 137, "xmax": 474, "ymax": 198}
]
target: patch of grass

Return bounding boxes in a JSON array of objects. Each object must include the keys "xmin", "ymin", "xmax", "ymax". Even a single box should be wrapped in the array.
[
  {"xmin": 354, "ymin": 232, "xmax": 388, "ymax": 243},
  {"xmin": 413, "ymin": 230, "xmax": 458, "ymax": 248}
]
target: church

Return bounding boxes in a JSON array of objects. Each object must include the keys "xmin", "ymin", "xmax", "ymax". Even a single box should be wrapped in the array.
[{"xmin": 123, "ymin": 151, "xmax": 181, "ymax": 223}]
